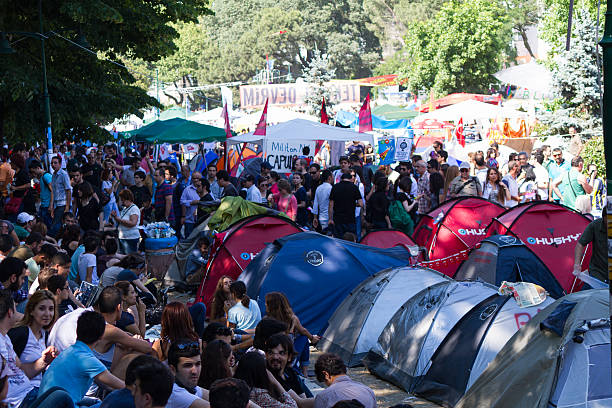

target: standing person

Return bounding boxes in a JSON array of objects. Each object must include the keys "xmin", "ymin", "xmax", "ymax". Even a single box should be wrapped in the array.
[
  {"xmin": 29, "ymin": 161, "xmax": 53, "ymax": 229},
  {"xmin": 77, "ymin": 182, "xmax": 104, "ymax": 233},
  {"xmin": 255, "ymin": 177, "xmax": 269, "ymax": 205},
  {"xmin": 333, "ymin": 157, "xmax": 354, "ymax": 184},
  {"xmin": 518, "ymin": 167, "xmax": 538, "ymax": 203},
  {"xmin": 541, "ymin": 145, "xmax": 554, "ymax": 171},
  {"xmin": 181, "ymin": 174, "xmax": 204, "ymax": 238},
  {"xmin": 415, "ymin": 160, "xmax": 431, "ymax": 217},
  {"xmin": 312, "ymin": 170, "xmax": 333, "ymax": 233},
  {"xmin": 165, "ymin": 166, "xmax": 182, "ymax": 236},
  {"xmin": 130, "ymin": 170, "xmax": 150, "ymax": 209},
  {"xmin": 573, "ymin": 208, "xmax": 609, "ymax": 286},
  {"xmin": 328, "ymin": 173, "xmax": 363, "ymax": 239},
  {"xmin": 207, "ymin": 164, "xmax": 222, "ymax": 200},
  {"xmin": 217, "ymin": 170, "xmax": 238, "ymax": 198},
  {"xmin": 9, "ymin": 153, "xmax": 34, "ymax": 216},
  {"xmin": 442, "ymin": 165, "xmax": 460, "ymax": 202},
  {"xmin": 427, "ymin": 160, "xmax": 444, "ymax": 208},
  {"xmin": 586, "ymin": 163, "xmax": 605, "ymax": 215},
  {"xmin": 367, "ymin": 177, "xmax": 392, "ymax": 230},
  {"xmin": 314, "ymin": 353, "xmax": 376, "ymax": 408},
  {"xmin": 111, "ymin": 189, "xmax": 141, "ymax": 254},
  {"xmin": 502, "ymin": 161, "xmax": 521, "ymax": 207},
  {"xmin": 153, "ymin": 168, "xmax": 174, "ymax": 223},
  {"xmin": 552, "ymin": 156, "xmax": 593, "ymax": 211},
  {"xmin": 228, "ymin": 281, "xmax": 262, "ymax": 332},
  {"xmin": 481, "ymin": 168, "xmax": 510, "ymax": 206},
  {"xmin": 78, "ymin": 235, "xmax": 100, "ymax": 284},
  {"xmin": 81, "ymin": 148, "xmax": 103, "ymax": 189},
  {"xmin": 351, "ymin": 169, "xmax": 366, "ymax": 239},
  {"xmin": 448, "ymin": 162, "xmax": 481, "ymax": 198},
  {"xmin": 548, "ymin": 148, "xmax": 570, "ymax": 202},
  {"xmin": 486, "ymin": 148, "xmax": 499, "ymax": 168},
  {"xmin": 473, "ymin": 152, "xmax": 488, "ymax": 188},
  {"xmin": 101, "ymin": 167, "xmax": 120, "ymax": 225},
  {"xmin": 532, "ymin": 149, "xmax": 550, "ymax": 201},
  {"xmin": 268, "ymin": 180, "xmax": 297, "ymax": 222},
  {"xmin": 292, "ymin": 173, "xmax": 308, "ymax": 228},
  {"xmin": 50, "ymin": 155, "xmax": 72, "ymax": 237},
  {"xmin": 244, "ymin": 175, "xmax": 262, "ymax": 203},
  {"xmin": 307, "ymin": 164, "xmax": 322, "ymax": 201}
]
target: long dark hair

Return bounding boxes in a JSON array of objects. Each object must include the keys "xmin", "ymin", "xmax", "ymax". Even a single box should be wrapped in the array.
[
  {"xmin": 486, "ymin": 168, "xmax": 506, "ymax": 203},
  {"xmin": 230, "ymin": 281, "xmax": 250, "ymax": 308},
  {"xmin": 160, "ymin": 302, "xmax": 199, "ymax": 343},
  {"xmin": 210, "ymin": 275, "xmax": 232, "ymax": 320},
  {"xmin": 199, "ymin": 339, "xmax": 232, "ymax": 389},
  {"xmin": 234, "ymin": 352, "xmax": 280, "ymax": 399}
]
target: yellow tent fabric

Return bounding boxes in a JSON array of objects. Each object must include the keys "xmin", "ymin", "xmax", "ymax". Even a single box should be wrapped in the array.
[{"xmin": 207, "ymin": 196, "xmax": 288, "ymax": 232}]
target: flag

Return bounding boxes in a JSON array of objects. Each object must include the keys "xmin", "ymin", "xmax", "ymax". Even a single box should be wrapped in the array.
[
  {"xmin": 455, "ymin": 117, "xmax": 465, "ymax": 147},
  {"xmin": 321, "ymin": 97, "xmax": 329, "ymax": 124},
  {"xmin": 358, "ymin": 94, "xmax": 372, "ymax": 133},
  {"xmin": 221, "ymin": 102, "xmax": 233, "ymax": 139},
  {"xmin": 254, "ymin": 98, "xmax": 268, "ymax": 136}
]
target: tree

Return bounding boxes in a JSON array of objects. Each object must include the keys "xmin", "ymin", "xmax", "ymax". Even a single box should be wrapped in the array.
[
  {"xmin": 539, "ymin": 8, "xmax": 601, "ymax": 134},
  {"xmin": 302, "ymin": 50, "xmax": 336, "ymax": 115},
  {"xmin": 397, "ymin": 0, "xmax": 512, "ymax": 96},
  {"xmin": 581, "ymin": 136, "xmax": 605, "ymax": 175},
  {"xmin": 502, "ymin": 0, "xmax": 540, "ymax": 59},
  {"xmin": 0, "ymin": 0, "xmax": 210, "ymax": 144},
  {"xmin": 539, "ymin": 0, "xmax": 604, "ymax": 49}
]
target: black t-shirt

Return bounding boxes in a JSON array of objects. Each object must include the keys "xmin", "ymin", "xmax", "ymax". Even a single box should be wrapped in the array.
[
  {"xmin": 129, "ymin": 185, "xmax": 150, "ymax": 208},
  {"xmin": 369, "ymin": 190, "xmax": 390, "ymax": 223},
  {"xmin": 81, "ymin": 163, "xmax": 103, "ymax": 188},
  {"xmin": 222, "ymin": 183, "xmax": 238, "ymax": 197},
  {"xmin": 274, "ymin": 368, "xmax": 305, "ymax": 396},
  {"xmin": 12, "ymin": 169, "xmax": 30, "ymax": 198},
  {"xmin": 294, "ymin": 186, "xmax": 308, "ymax": 226},
  {"xmin": 429, "ymin": 172, "xmax": 445, "ymax": 196},
  {"xmin": 329, "ymin": 181, "xmax": 361, "ymax": 224},
  {"xmin": 78, "ymin": 197, "xmax": 102, "ymax": 232}
]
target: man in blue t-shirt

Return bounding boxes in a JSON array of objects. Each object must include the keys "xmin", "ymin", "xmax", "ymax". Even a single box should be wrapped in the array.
[
  {"xmin": 39, "ymin": 310, "xmax": 125, "ymax": 404},
  {"xmin": 29, "ymin": 160, "xmax": 54, "ymax": 229},
  {"xmin": 548, "ymin": 148, "xmax": 571, "ymax": 201}
]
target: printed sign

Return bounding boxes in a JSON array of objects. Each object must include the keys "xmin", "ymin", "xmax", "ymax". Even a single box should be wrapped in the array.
[
  {"xmin": 264, "ymin": 140, "xmax": 316, "ymax": 173},
  {"xmin": 394, "ymin": 136, "xmax": 413, "ymax": 161},
  {"xmin": 377, "ymin": 137, "xmax": 396, "ymax": 165},
  {"xmin": 240, "ymin": 81, "xmax": 360, "ymax": 109}
]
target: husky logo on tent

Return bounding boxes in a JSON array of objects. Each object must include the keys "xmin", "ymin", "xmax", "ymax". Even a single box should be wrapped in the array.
[
  {"xmin": 240, "ymin": 252, "xmax": 258, "ymax": 261},
  {"xmin": 458, "ymin": 228, "xmax": 486, "ymax": 236},
  {"xmin": 479, "ymin": 304, "xmax": 498, "ymax": 320},
  {"xmin": 305, "ymin": 250, "xmax": 324, "ymax": 266},
  {"xmin": 526, "ymin": 234, "xmax": 580, "ymax": 246}
]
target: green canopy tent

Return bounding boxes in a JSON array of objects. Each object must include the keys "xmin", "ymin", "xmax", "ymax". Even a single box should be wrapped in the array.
[
  {"xmin": 122, "ymin": 118, "xmax": 230, "ymax": 143},
  {"xmin": 143, "ymin": 106, "xmax": 194, "ymax": 124},
  {"xmin": 372, "ymin": 104, "xmax": 419, "ymax": 120}
]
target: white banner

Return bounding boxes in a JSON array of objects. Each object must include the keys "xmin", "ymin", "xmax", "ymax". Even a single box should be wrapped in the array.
[
  {"xmin": 394, "ymin": 136, "xmax": 413, "ymax": 161},
  {"xmin": 264, "ymin": 140, "xmax": 316, "ymax": 173}
]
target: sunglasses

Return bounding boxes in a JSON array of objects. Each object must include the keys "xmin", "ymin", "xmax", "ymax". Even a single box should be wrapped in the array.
[
  {"xmin": 308, "ymin": 171, "xmax": 317, "ymax": 175},
  {"xmin": 460, "ymin": 169, "xmax": 469, "ymax": 172}
]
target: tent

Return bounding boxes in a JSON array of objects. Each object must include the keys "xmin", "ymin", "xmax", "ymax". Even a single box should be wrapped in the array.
[
  {"xmin": 456, "ymin": 290, "xmax": 609, "ymax": 408},
  {"xmin": 485, "ymin": 201, "xmax": 592, "ymax": 293},
  {"xmin": 206, "ymin": 196, "xmax": 288, "ymax": 233},
  {"xmin": 239, "ymin": 232, "xmax": 414, "ymax": 334},
  {"xmin": 419, "ymin": 93, "xmax": 503, "ymax": 113},
  {"xmin": 228, "ymin": 119, "xmax": 374, "ymax": 145},
  {"xmin": 414, "ymin": 100, "xmax": 524, "ymax": 124},
  {"xmin": 195, "ymin": 215, "xmax": 302, "ymax": 310},
  {"xmin": 493, "ymin": 61, "xmax": 553, "ymax": 94},
  {"xmin": 124, "ymin": 118, "xmax": 229, "ymax": 143},
  {"xmin": 364, "ymin": 281, "xmax": 553, "ymax": 407},
  {"xmin": 359, "ymin": 229, "xmax": 418, "ymax": 249},
  {"xmin": 372, "ymin": 104, "xmax": 420, "ymax": 120},
  {"xmin": 318, "ymin": 266, "xmax": 450, "ymax": 367},
  {"xmin": 413, "ymin": 197, "xmax": 506, "ymax": 277},
  {"xmin": 454, "ymin": 235, "xmax": 565, "ymax": 299},
  {"xmin": 412, "ymin": 118, "xmax": 454, "ymax": 129}
]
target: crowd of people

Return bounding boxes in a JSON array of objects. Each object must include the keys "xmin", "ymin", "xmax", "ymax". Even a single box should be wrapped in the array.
[{"xmin": 0, "ymin": 136, "xmax": 602, "ymax": 408}]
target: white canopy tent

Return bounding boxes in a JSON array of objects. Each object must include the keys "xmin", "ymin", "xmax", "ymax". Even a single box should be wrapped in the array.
[
  {"xmin": 233, "ymin": 107, "xmax": 318, "ymax": 130},
  {"xmin": 414, "ymin": 100, "xmax": 525, "ymax": 124},
  {"xmin": 227, "ymin": 118, "xmax": 374, "ymax": 145},
  {"xmin": 494, "ymin": 61, "xmax": 553, "ymax": 94}
]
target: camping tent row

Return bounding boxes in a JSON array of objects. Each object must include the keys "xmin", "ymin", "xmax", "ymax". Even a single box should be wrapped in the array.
[
  {"xmin": 318, "ymin": 265, "xmax": 553, "ymax": 407},
  {"xmin": 412, "ymin": 198, "xmax": 592, "ymax": 296}
]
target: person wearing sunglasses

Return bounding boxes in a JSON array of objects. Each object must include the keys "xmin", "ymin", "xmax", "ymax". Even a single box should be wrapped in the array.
[{"xmin": 167, "ymin": 339, "xmax": 210, "ymax": 408}]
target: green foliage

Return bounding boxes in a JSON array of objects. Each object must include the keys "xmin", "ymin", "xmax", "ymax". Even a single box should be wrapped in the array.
[
  {"xmin": 581, "ymin": 136, "xmax": 605, "ymax": 174},
  {"xmin": 302, "ymin": 50, "xmax": 336, "ymax": 115},
  {"xmin": 0, "ymin": 0, "xmax": 210, "ymax": 144},
  {"xmin": 540, "ymin": 0, "xmax": 604, "ymax": 49},
  {"xmin": 398, "ymin": 0, "xmax": 512, "ymax": 95}
]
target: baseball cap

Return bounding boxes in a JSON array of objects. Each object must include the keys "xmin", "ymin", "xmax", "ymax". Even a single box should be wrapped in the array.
[
  {"xmin": 17, "ymin": 212, "xmax": 35, "ymax": 224},
  {"xmin": 459, "ymin": 162, "xmax": 470, "ymax": 170},
  {"xmin": 116, "ymin": 269, "xmax": 139, "ymax": 282}
]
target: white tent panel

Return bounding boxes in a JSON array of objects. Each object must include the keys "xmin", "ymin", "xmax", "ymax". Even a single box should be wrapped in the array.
[
  {"xmin": 468, "ymin": 296, "xmax": 555, "ymax": 389},
  {"xmin": 228, "ymin": 118, "xmax": 374, "ymax": 145},
  {"xmin": 494, "ymin": 62, "xmax": 553, "ymax": 94},
  {"xmin": 414, "ymin": 100, "xmax": 525, "ymax": 124},
  {"xmin": 415, "ymin": 282, "xmax": 497, "ymax": 377},
  {"xmin": 354, "ymin": 269, "xmax": 449, "ymax": 356}
]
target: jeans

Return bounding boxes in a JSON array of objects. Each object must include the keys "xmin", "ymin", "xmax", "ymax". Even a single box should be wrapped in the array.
[
  {"xmin": 355, "ymin": 215, "xmax": 362, "ymax": 240},
  {"xmin": 20, "ymin": 386, "xmax": 74, "ymax": 408},
  {"xmin": 189, "ymin": 302, "xmax": 207, "ymax": 338},
  {"xmin": 39, "ymin": 206, "xmax": 52, "ymax": 229},
  {"xmin": 332, "ymin": 221, "xmax": 356, "ymax": 239},
  {"xmin": 184, "ymin": 222, "xmax": 195, "ymax": 238},
  {"xmin": 50, "ymin": 205, "xmax": 65, "ymax": 237},
  {"xmin": 119, "ymin": 238, "xmax": 139, "ymax": 255},
  {"xmin": 103, "ymin": 201, "xmax": 118, "ymax": 223}
]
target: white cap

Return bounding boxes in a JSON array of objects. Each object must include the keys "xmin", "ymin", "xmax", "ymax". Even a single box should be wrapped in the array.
[
  {"xmin": 17, "ymin": 212, "xmax": 35, "ymax": 224},
  {"xmin": 459, "ymin": 162, "xmax": 470, "ymax": 170}
]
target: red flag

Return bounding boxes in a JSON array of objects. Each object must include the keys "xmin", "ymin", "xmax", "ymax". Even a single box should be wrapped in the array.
[
  {"xmin": 221, "ymin": 103, "xmax": 232, "ymax": 139},
  {"xmin": 358, "ymin": 94, "xmax": 372, "ymax": 133},
  {"xmin": 254, "ymin": 99, "xmax": 268, "ymax": 136},
  {"xmin": 321, "ymin": 97, "xmax": 329, "ymax": 124},
  {"xmin": 455, "ymin": 117, "xmax": 465, "ymax": 147}
]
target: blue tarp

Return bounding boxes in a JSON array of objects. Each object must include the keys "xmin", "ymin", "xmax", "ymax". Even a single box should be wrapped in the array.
[
  {"xmin": 239, "ymin": 232, "xmax": 414, "ymax": 334},
  {"xmin": 336, "ymin": 110, "xmax": 412, "ymax": 130}
]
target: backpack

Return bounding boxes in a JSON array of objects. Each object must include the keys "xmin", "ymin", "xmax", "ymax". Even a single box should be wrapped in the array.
[{"xmin": 389, "ymin": 200, "xmax": 414, "ymax": 236}]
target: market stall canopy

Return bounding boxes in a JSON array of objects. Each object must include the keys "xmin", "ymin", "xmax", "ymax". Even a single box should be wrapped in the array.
[
  {"xmin": 372, "ymin": 104, "xmax": 420, "ymax": 120},
  {"xmin": 123, "ymin": 118, "xmax": 229, "ymax": 143},
  {"xmin": 336, "ymin": 110, "xmax": 412, "ymax": 130},
  {"xmin": 228, "ymin": 118, "xmax": 374, "ymax": 145},
  {"xmin": 494, "ymin": 61, "xmax": 553, "ymax": 93},
  {"xmin": 412, "ymin": 118, "xmax": 454, "ymax": 129},
  {"xmin": 419, "ymin": 93, "xmax": 502, "ymax": 113},
  {"xmin": 414, "ymin": 100, "xmax": 523, "ymax": 124}
]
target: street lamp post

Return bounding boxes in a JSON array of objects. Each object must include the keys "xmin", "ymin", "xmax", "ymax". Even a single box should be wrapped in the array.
[
  {"xmin": 598, "ymin": 1, "xmax": 612, "ymax": 290},
  {"xmin": 39, "ymin": 0, "xmax": 53, "ymax": 168}
]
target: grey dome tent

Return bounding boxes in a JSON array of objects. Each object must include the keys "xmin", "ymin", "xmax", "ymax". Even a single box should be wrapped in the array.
[
  {"xmin": 318, "ymin": 266, "xmax": 450, "ymax": 367},
  {"xmin": 364, "ymin": 280, "xmax": 553, "ymax": 407},
  {"xmin": 454, "ymin": 234, "xmax": 565, "ymax": 299},
  {"xmin": 455, "ymin": 289, "xmax": 610, "ymax": 408}
]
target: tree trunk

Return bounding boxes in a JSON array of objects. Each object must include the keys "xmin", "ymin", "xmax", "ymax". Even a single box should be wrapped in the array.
[{"xmin": 518, "ymin": 26, "xmax": 536, "ymax": 59}]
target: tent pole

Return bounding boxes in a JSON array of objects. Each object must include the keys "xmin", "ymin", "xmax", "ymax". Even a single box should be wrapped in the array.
[{"xmin": 224, "ymin": 141, "xmax": 228, "ymax": 171}]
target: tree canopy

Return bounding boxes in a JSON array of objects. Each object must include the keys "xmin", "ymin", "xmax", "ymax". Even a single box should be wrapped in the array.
[{"xmin": 0, "ymin": 0, "xmax": 210, "ymax": 144}]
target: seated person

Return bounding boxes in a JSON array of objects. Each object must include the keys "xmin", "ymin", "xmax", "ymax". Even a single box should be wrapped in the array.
[
  {"xmin": 228, "ymin": 281, "xmax": 261, "ymax": 332},
  {"xmin": 47, "ymin": 274, "xmax": 78, "ymax": 317},
  {"xmin": 166, "ymin": 339, "xmax": 210, "ymax": 408},
  {"xmin": 38, "ymin": 310, "xmax": 125, "ymax": 404},
  {"xmin": 265, "ymin": 334, "xmax": 312, "ymax": 401},
  {"xmin": 209, "ymin": 378, "xmax": 251, "ymax": 408},
  {"xmin": 184, "ymin": 237, "xmax": 210, "ymax": 287},
  {"xmin": 25, "ymin": 243, "xmax": 58, "ymax": 289},
  {"xmin": 130, "ymin": 355, "xmax": 174, "ymax": 408},
  {"xmin": 314, "ymin": 353, "xmax": 376, "ymax": 408}
]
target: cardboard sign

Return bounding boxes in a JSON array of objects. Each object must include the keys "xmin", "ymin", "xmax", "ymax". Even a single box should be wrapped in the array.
[
  {"xmin": 264, "ymin": 140, "xmax": 316, "ymax": 172},
  {"xmin": 378, "ymin": 137, "xmax": 396, "ymax": 165}
]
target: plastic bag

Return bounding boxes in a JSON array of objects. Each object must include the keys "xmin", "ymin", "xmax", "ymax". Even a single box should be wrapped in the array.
[{"xmin": 499, "ymin": 281, "xmax": 547, "ymax": 308}]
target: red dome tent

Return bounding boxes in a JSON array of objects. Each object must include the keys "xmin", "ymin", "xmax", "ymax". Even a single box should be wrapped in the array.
[
  {"xmin": 196, "ymin": 215, "xmax": 302, "ymax": 310},
  {"xmin": 485, "ymin": 202, "xmax": 592, "ymax": 293},
  {"xmin": 360, "ymin": 229, "xmax": 417, "ymax": 249},
  {"xmin": 413, "ymin": 197, "xmax": 506, "ymax": 276}
]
